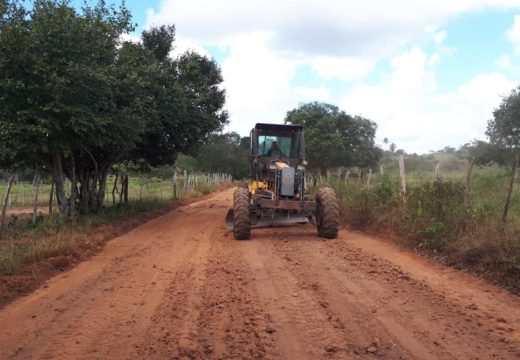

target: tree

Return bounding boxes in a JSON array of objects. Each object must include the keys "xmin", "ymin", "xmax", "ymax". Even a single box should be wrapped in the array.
[
  {"xmin": 195, "ymin": 132, "xmax": 249, "ymax": 179},
  {"xmin": 487, "ymin": 86, "xmax": 520, "ymax": 223},
  {"xmin": 142, "ymin": 24, "xmax": 175, "ymax": 62},
  {"xmin": 459, "ymin": 141, "xmax": 498, "ymax": 211},
  {"xmin": 0, "ymin": 0, "xmax": 136, "ymax": 213},
  {"xmin": 285, "ymin": 102, "xmax": 382, "ymax": 174},
  {"xmin": 0, "ymin": 1, "xmax": 228, "ymax": 214}
]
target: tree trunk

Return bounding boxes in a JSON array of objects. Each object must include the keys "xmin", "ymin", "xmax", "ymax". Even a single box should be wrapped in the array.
[
  {"xmin": 399, "ymin": 155, "xmax": 406, "ymax": 196},
  {"xmin": 70, "ymin": 155, "xmax": 76, "ymax": 216},
  {"xmin": 0, "ymin": 174, "xmax": 15, "ymax": 239},
  {"xmin": 96, "ymin": 173, "xmax": 107, "ymax": 209},
  {"xmin": 464, "ymin": 159, "xmax": 474, "ymax": 212},
  {"xmin": 139, "ymin": 176, "xmax": 144, "ymax": 200},
  {"xmin": 112, "ymin": 173, "xmax": 119, "ymax": 205},
  {"xmin": 49, "ymin": 148, "xmax": 68, "ymax": 214},
  {"xmin": 119, "ymin": 174, "xmax": 124, "ymax": 204},
  {"xmin": 32, "ymin": 174, "xmax": 40, "ymax": 224},
  {"xmin": 123, "ymin": 175, "xmax": 129, "ymax": 203},
  {"xmin": 49, "ymin": 181, "xmax": 54, "ymax": 214},
  {"xmin": 502, "ymin": 155, "xmax": 518, "ymax": 224}
]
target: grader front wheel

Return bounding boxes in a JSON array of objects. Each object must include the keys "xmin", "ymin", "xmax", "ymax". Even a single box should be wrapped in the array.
[
  {"xmin": 233, "ymin": 187, "xmax": 251, "ymax": 240},
  {"xmin": 316, "ymin": 187, "xmax": 339, "ymax": 239}
]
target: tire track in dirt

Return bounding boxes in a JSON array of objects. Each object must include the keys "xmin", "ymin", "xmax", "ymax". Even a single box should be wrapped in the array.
[
  {"xmin": 242, "ymin": 225, "xmax": 520, "ymax": 359},
  {"xmin": 0, "ymin": 197, "xmax": 225, "ymax": 359},
  {"xmin": 0, "ymin": 188, "xmax": 520, "ymax": 359},
  {"xmin": 133, "ymin": 216, "xmax": 278, "ymax": 359}
]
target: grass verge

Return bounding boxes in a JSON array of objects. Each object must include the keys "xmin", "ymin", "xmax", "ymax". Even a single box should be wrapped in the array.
[
  {"xmin": 321, "ymin": 176, "xmax": 520, "ymax": 294},
  {"xmin": 0, "ymin": 183, "xmax": 224, "ymax": 308}
]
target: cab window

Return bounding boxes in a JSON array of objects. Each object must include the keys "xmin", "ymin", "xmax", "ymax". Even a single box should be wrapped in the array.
[{"xmin": 258, "ymin": 135, "xmax": 293, "ymax": 157}]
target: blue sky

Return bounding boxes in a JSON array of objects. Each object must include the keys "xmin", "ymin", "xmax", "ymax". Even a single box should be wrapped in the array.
[{"xmin": 116, "ymin": 0, "xmax": 520, "ymax": 153}]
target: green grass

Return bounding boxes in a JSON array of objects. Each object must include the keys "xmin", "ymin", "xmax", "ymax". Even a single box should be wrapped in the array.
[
  {"xmin": 0, "ymin": 179, "xmax": 222, "ymax": 275},
  {"xmin": 317, "ymin": 169, "xmax": 520, "ymax": 292},
  {"xmin": 0, "ymin": 175, "xmax": 219, "ymax": 210},
  {"xmin": 0, "ymin": 199, "xmax": 168, "ymax": 275}
]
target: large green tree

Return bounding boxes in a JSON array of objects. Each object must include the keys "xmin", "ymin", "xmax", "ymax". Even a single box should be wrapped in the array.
[
  {"xmin": 487, "ymin": 86, "xmax": 520, "ymax": 223},
  {"xmin": 0, "ymin": 0, "xmax": 228, "ymax": 214},
  {"xmin": 195, "ymin": 132, "xmax": 249, "ymax": 179},
  {"xmin": 0, "ymin": 0, "xmax": 136, "ymax": 213},
  {"xmin": 285, "ymin": 102, "xmax": 382, "ymax": 173}
]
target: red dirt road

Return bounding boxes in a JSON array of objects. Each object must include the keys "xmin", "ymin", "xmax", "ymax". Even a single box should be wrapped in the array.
[{"xmin": 0, "ymin": 188, "xmax": 520, "ymax": 359}]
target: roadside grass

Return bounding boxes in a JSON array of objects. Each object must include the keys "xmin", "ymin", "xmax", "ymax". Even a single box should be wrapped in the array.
[
  {"xmin": 321, "ymin": 170, "xmax": 520, "ymax": 292},
  {"xmin": 0, "ymin": 181, "xmax": 221, "ymax": 275},
  {"xmin": 0, "ymin": 175, "xmax": 219, "ymax": 209}
]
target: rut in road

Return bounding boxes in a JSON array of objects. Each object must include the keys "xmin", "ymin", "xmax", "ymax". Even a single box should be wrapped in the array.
[{"xmin": 0, "ymin": 188, "xmax": 519, "ymax": 359}]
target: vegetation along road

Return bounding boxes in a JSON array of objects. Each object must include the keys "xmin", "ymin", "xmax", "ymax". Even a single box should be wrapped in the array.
[{"xmin": 0, "ymin": 188, "xmax": 518, "ymax": 360}]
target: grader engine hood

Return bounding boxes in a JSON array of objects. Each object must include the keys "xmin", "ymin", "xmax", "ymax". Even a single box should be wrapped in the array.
[{"xmin": 280, "ymin": 167, "xmax": 295, "ymax": 196}]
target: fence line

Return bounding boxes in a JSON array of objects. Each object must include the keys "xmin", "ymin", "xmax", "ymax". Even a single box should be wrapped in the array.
[{"xmin": 0, "ymin": 172, "xmax": 233, "ymax": 212}]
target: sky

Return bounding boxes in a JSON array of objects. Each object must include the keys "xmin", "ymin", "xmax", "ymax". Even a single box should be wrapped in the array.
[{"xmin": 118, "ymin": 0, "xmax": 520, "ymax": 153}]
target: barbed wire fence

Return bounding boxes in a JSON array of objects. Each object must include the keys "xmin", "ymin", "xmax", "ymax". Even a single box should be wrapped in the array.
[{"xmin": 0, "ymin": 172, "xmax": 232, "ymax": 235}]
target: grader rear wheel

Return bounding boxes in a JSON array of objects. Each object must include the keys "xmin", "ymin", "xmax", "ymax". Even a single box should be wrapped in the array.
[
  {"xmin": 233, "ymin": 186, "xmax": 251, "ymax": 240},
  {"xmin": 316, "ymin": 187, "xmax": 339, "ymax": 239}
]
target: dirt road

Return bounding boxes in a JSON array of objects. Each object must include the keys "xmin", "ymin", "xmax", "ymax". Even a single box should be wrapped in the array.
[{"xmin": 1, "ymin": 189, "xmax": 520, "ymax": 359}]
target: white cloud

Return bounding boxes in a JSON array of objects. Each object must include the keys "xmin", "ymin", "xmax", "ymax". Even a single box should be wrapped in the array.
[
  {"xmin": 310, "ymin": 57, "xmax": 374, "ymax": 81},
  {"xmin": 142, "ymin": 0, "xmax": 520, "ymax": 152},
  {"xmin": 219, "ymin": 32, "xmax": 302, "ymax": 134},
  {"xmin": 389, "ymin": 47, "xmax": 435, "ymax": 91},
  {"xmin": 340, "ymin": 48, "xmax": 516, "ymax": 153},
  {"xmin": 170, "ymin": 38, "xmax": 210, "ymax": 58},
  {"xmin": 294, "ymin": 86, "xmax": 331, "ymax": 101},
  {"xmin": 507, "ymin": 15, "xmax": 520, "ymax": 54},
  {"xmin": 432, "ymin": 30, "xmax": 448, "ymax": 44},
  {"xmin": 120, "ymin": 33, "xmax": 141, "ymax": 44},
  {"xmin": 146, "ymin": 1, "xmax": 520, "ymax": 58},
  {"xmin": 497, "ymin": 54, "xmax": 514, "ymax": 69}
]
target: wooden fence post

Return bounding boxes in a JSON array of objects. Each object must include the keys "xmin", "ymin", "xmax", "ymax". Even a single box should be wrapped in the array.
[
  {"xmin": 124, "ymin": 175, "xmax": 128, "ymax": 203},
  {"xmin": 502, "ymin": 155, "xmax": 518, "ymax": 224},
  {"xmin": 0, "ymin": 174, "xmax": 15, "ymax": 239},
  {"xmin": 32, "ymin": 174, "xmax": 41, "ymax": 224},
  {"xmin": 21, "ymin": 182, "xmax": 25, "ymax": 207},
  {"xmin": 399, "ymin": 155, "xmax": 406, "ymax": 199},
  {"xmin": 49, "ymin": 181, "xmax": 55, "ymax": 214},
  {"xmin": 464, "ymin": 160, "xmax": 474, "ymax": 212},
  {"xmin": 366, "ymin": 168, "xmax": 372, "ymax": 187}
]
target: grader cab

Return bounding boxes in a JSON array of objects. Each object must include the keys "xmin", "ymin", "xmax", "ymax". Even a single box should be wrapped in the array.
[{"xmin": 226, "ymin": 123, "xmax": 339, "ymax": 240}]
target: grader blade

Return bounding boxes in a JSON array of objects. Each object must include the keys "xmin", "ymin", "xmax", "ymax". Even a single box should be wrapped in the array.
[{"xmin": 225, "ymin": 209, "xmax": 309, "ymax": 230}]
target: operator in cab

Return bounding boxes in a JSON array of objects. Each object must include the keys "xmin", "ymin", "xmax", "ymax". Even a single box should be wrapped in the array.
[{"xmin": 266, "ymin": 141, "xmax": 282, "ymax": 157}]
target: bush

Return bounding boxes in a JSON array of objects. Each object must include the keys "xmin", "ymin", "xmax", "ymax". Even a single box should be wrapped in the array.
[{"xmin": 323, "ymin": 173, "xmax": 520, "ymax": 293}]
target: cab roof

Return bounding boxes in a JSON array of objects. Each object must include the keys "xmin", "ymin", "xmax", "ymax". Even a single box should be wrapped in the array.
[{"xmin": 254, "ymin": 123, "xmax": 303, "ymax": 132}]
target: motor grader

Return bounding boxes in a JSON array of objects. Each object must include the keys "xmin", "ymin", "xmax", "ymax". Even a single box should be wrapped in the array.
[{"xmin": 226, "ymin": 123, "xmax": 339, "ymax": 240}]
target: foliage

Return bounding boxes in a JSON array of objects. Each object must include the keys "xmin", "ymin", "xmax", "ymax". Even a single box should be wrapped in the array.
[
  {"xmin": 0, "ymin": 175, "xmax": 223, "ymax": 275},
  {"xmin": 488, "ymin": 86, "xmax": 520, "ymax": 153},
  {"xmin": 324, "ymin": 171, "xmax": 520, "ymax": 292},
  {"xmin": 185, "ymin": 132, "xmax": 250, "ymax": 179},
  {"xmin": 0, "ymin": 1, "xmax": 227, "ymax": 214},
  {"xmin": 285, "ymin": 102, "xmax": 382, "ymax": 173},
  {"xmin": 486, "ymin": 86, "xmax": 520, "ymax": 223}
]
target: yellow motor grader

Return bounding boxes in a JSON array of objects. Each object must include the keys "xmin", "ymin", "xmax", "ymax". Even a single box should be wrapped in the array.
[{"xmin": 226, "ymin": 123, "xmax": 339, "ymax": 240}]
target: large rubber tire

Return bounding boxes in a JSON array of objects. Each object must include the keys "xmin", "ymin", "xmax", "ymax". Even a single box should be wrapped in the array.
[
  {"xmin": 316, "ymin": 187, "xmax": 339, "ymax": 239},
  {"xmin": 233, "ymin": 186, "xmax": 251, "ymax": 240}
]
